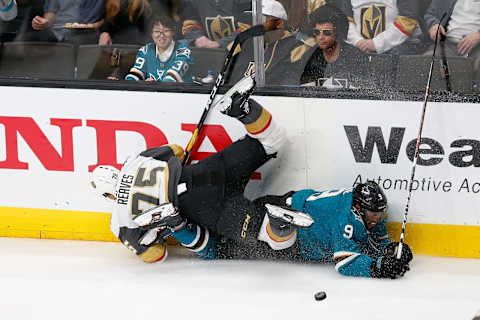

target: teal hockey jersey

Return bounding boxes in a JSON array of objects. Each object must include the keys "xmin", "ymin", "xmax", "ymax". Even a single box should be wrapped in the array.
[
  {"xmin": 291, "ymin": 188, "xmax": 391, "ymax": 277},
  {"xmin": 125, "ymin": 41, "xmax": 194, "ymax": 82}
]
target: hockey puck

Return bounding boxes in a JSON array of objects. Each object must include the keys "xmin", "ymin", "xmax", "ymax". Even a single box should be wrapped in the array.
[{"xmin": 314, "ymin": 291, "xmax": 327, "ymax": 301}]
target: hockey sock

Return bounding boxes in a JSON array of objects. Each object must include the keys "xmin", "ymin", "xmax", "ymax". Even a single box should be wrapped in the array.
[
  {"xmin": 244, "ymin": 99, "xmax": 286, "ymax": 155},
  {"xmin": 171, "ymin": 223, "xmax": 215, "ymax": 258},
  {"xmin": 257, "ymin": 214, "xmax": 297, "ymax": 251}
]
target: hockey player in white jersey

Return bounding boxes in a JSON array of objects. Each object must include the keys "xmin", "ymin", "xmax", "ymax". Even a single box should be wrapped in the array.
[
  {"xmin": 90, "ymin": 75, "xmax": 313, "ymax": 263},
  {"xmin": 0, "ymin": 0, "xmax": 17, "ymax": 21},
  {"xmin": 344, "ymin": 0, "xmax": 424, "ymax": 54}
]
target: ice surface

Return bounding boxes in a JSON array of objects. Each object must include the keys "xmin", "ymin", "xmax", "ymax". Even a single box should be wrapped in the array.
[{"xmin": 0, "ymin": 238, "xmax": 479, "ymax": 320}]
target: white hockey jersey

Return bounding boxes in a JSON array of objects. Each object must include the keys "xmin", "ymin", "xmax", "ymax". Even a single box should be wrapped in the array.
[
  {"xmin": 345, "ymin": 0, "xmax": 421, "ymax": 53},
  {"xmin": 109, "ymin": 144, "xmax": 184, "ymax": 238},
  {"xmin": 110, "ymin": 155, "xmax": 169, "ymax": 237}
]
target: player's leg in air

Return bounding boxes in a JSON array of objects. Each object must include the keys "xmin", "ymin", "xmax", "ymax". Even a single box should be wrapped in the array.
[{"xmin": 133, "ymin": 75, "xmax": 313, "ymax": 259}]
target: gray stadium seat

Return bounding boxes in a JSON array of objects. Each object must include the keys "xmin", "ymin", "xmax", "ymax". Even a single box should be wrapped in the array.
[
  {"xmin": 0, "ymin": 42, "xmax": 75, "ymax": 79},
  {"xmin": 190, "ymin": 47, "xmax": 225, "ymax": 80},
  {"xmin": 396, "ymin": 55, "xmax": 473, "ymax": 93},
  {"xmin": 76, "ymin": 44, "xmax": 141, "ymax": 80}
]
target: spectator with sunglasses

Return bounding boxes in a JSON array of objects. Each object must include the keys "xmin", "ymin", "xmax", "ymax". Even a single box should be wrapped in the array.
[{"xmin": 294, "ymin": 4, "xmax": 374, "ymax": 89}]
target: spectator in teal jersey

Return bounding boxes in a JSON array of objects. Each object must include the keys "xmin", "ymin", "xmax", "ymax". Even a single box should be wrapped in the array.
[{"xmin": 125, "ymin": 14, "xmax": 193, "ymax": 82}]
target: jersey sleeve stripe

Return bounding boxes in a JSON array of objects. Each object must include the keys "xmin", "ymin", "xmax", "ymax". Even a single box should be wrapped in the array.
[
  {"xmin": 125, "ymin": 74, "xmax": 139, "ymax": 81},
  {"xmin": 334, "ymin": 252, "xmax": 361, "ymax": 271},
  {"xmin": 394, "ymin": 16, "xmax": 417, "ymax": 36},
  {"xmin": 129, "ymin": 68, "xmax": 145, "ymax": 80},
  {"xmin": 182, "ymin": 19, "xmax": 203, "ymax": 35}
]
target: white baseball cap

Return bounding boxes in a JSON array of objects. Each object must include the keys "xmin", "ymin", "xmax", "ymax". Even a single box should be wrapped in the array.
[{"xmin": 262, "ymin": 0, "xmax": 288, "ymax": 20}]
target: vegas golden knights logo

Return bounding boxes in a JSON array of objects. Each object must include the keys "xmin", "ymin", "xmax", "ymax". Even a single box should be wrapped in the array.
[
  {"xmin": 205, "ymin": 15, "xmax": 236, "ymax": 41},
  {"xmin": 360, "ymin": 5, "xmax": 386, "ymax": 39}
]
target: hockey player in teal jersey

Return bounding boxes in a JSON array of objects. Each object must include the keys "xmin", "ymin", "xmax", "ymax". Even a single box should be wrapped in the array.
[
  {"xmin": 125, "ymin": 15, "xmax": 194, "ymax": 82},
  {"xmin": 289, "ymin": 183, "xmax": 412, "ymax": 278}
]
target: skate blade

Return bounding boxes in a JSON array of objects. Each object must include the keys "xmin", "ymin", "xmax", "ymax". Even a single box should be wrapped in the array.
[
  {"xmin": 213, "ymin": 76, "xmax": 255, "ymax": 111},
  {"xmin": 265, "ymin": 204, "xmax": 314, "ymax": 228}
]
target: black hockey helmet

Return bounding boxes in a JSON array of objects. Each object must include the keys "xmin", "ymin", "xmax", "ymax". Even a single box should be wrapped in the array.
[{"xmin": 352, "ymin": 181, "xmax": 387, "ymax": 214}]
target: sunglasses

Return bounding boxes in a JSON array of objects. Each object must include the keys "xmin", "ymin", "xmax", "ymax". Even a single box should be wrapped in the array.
[{"xmin": 313, "ymin": 29, "xmax": 334, "ymax": 36}]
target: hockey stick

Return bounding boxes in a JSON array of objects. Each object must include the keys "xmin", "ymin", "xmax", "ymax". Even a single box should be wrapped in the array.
[
  {"xmin": 396, "ymin": 13, "xmax": 447, "ymax": 260},
  {"xmin": 182, "ymin": 24, "xmax": 267, "ymax": 165},
  {"xmin": 439, "ymin": 37, "xmax": 452, "ymax": 92}
]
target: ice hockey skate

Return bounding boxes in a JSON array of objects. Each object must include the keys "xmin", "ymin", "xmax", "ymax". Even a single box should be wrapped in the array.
[
  {"xmin": 214, "ymin": 75, "xmax": 256, "ymax": 119},
  {"xmin": 265, "ymin": 204, "xmax": 314, "ymax": 229}
]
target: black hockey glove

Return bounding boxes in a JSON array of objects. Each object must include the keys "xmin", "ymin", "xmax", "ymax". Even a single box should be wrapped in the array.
[
  {"xmin": 383, "ymin": 242, "xmax": 413, "ymax": 265},
  {"xmin": 370, "ymin": 255, "xmax": 410, "ymax": 279}
]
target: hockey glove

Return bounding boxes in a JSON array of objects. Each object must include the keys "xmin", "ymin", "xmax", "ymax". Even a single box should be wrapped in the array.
[
  {"xmin": 138, "ymin": 227, "xmax": 168, "ymax": 246},
  {"xmin": 383, "ymin": 242, "xmax": 413, "ymax": 265},
  {"xmin": 370, "ymin": 255, "xmax": 410, "ymax": 279},
  {"xmin": 133, "ymin": 203, "xmax": 186, "ymax": 240}
]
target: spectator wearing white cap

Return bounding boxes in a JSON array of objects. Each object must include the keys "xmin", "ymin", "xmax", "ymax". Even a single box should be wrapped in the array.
[{"xmin": 227, "ymin": 0, "xmax": 306, "ymax": 85}]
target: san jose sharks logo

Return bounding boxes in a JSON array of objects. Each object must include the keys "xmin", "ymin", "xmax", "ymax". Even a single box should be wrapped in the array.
[
  {"xmin": 176, "ymin": 47, "xmax": 191, "ymax": 59},
  {"xmin": 360, "ymin": 5, "xmax": 386, "ymax": 39}
]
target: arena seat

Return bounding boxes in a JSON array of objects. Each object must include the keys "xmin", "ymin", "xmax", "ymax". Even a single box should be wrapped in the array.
[
  {"xmin": 396, "ymin": 55, "xmax": 473, "ymax": 93},
  {"xmin": 76, "ymin": 44, "xmax": 141, "ymax": 80},
  {"xmin": 0, "ymin": 42, "xmax": 75, "ymax": 79},
  {"xmin": 190, "ymin": 47, "xmax": 226, "ymax": 80}
]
